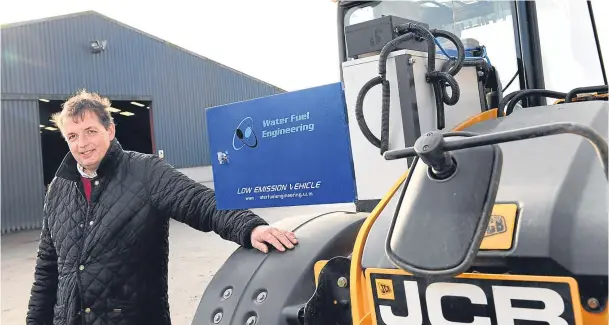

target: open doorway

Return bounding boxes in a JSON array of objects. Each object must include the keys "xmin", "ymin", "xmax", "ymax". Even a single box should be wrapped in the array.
[{"xmin": 38, "ymin": 99, "xmax": 153, "ymax": 188}]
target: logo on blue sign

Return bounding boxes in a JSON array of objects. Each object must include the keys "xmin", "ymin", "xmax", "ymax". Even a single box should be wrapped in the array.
[{"xmin": 233, "ymin": 117, "xmax": 258, "ymax": 150}]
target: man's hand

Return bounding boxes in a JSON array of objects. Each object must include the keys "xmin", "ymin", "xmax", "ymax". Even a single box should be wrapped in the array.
[{"xmin": 250, "ymin": 225, "xmax": 298, "ymax": 253}]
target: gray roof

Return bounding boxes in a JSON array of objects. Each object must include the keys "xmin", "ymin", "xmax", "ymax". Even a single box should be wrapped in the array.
[{"xmin": 1, "ymin": 10, "xmax": 285, "ymax": 93}]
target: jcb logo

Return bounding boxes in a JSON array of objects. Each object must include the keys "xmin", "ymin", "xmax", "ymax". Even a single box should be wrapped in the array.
[
  {"xmin": 378, "ymin": 284, "xmax": 391, "ymax": 294},
  {"xmin": 375, "ymin": 280, "xmax": 575, "ymax": 325},
  {"xmin": 375, "ymin": 278, "xmax": 395, "ymax": 300},
  {"xmin": 485, "ymin": 215, "xmax": 507, "ymax": 237}
]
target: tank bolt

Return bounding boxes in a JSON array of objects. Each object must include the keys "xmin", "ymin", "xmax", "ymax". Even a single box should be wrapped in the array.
[
  {"xmin": 587, "ymin": 297, "xmax": 600, "ymax": 310},
  {"xmin": 337, "ymin": 277, "xmax": 348, "ymax": 288},
  {"xmin": 408, "ymin": 57, "xmax": 416, "ymax": 65},
  {"xmin": 246, "ymin": 315, "xmax": 257, "ymax": 325},
  {"xmin": 422, "ymin": 145, "xmax": 429, "ymax": 151},
  {"xmin": 213, "ymin": 312, "xmax": 223, "ymax": 324},
  {"xmin": 256, "ymin": 291, "xmax": 267, "ymax": 303},
  {"xmin": 222, "ymin": 288, "xmax": 232, "ymax": 299}
]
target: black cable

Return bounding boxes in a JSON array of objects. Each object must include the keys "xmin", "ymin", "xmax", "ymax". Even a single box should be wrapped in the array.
[
  {"xmin": 354, "ymin": 32, "xmax": 416, "ymax": 154},
  {"xmin": 396, "ymin": 23, "xmax": 437, "ymax": 70},
  {"xmin": 588, "ymin": 1, "xmax": 607, "ymax": 86},
  {"xmin": 431, "ymin": 29, "xmax": 465, "ymax": 76},
  {"xmin": 430, "ymin": 29, "xmax": 464, "ymax": 126},
  {"xmin": 497, "ymin": 90, "xmax": 521, "ymax": 117},
  {"xmin": 355, "ymin": 76, "xmax": 384, "ymax": 149},
  {"xmin": 502, "ymin": 71, "xmax": 519, "ymax": 92},
  {"xmin": 379, "ymin": 33, "xmax": 416, "ymax": 77},
  {"xmin": 355, "ymin": 23, "xmax": 469, "ymax": 153},
  {"xmin": 504, "ymin": 89, "xmax": 567, "ymax": 116},
  {"xmin": 396, "ymin": 23, "xmax": 465, "ymax": 129},
  {"xmin": 377, "ymin": 33, "xmax": 417, "ymax": 153},
  {"xmin": 565, "ymin": 85, "xmax": 608, "ymax": 103}
]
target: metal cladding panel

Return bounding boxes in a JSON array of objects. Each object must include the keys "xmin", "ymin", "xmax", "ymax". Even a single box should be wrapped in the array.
[
  {"xmin": 1, "ymin": 12, "xmax": 284, "ymax": 167},
  {"xmin": 1, "ymin": 100, "xmax": 46, "ymax": 234}
]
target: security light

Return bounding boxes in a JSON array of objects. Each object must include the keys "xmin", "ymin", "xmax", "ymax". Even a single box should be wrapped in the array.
[
  {"xmin": 120, "ymin": 111, "xmax": 135, "ymax": 116},
  {"xmin": 107, "ymin": 107, "xmax": 121, "ymax": 113},
  {"xmin": 90, "ymin": 40, "xmax": 107, "ymax": 53},
  {"xmin": 39, "ymin": 98, "xmax": 50, "ymax": 102}
]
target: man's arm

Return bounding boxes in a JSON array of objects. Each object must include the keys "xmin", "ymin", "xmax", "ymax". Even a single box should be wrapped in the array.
[
  {"xmin": 26, "ymin": 210, "xmax": 58, "ymax": 325},
  {"xmin": 146, "ymin": 155, "xmax": 270, "ymax": 248}
]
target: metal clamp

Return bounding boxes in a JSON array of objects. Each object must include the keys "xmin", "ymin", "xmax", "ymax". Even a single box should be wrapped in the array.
[{"xmin": 217, "ymin": 151, "xmax": 229, "ymax": 165}]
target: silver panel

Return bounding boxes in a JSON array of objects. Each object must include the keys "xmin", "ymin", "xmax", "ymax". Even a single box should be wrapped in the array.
[
  {"xmin": 342, "ymin": 49, "xmax": 483, "ymax": 201},
  {"xmin": 342, "ymin": 51, "xmax": 411, "ymax": 201}
]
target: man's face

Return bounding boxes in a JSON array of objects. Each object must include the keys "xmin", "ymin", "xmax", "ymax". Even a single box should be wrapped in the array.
[{"xmin": 61, "ymin": 110, "xmax": 115, "ymax": 171}]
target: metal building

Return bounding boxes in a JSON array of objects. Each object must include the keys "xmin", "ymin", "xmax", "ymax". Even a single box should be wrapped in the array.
[{"xmin": 1, "ymin": 11, "xmax": 285, "ymax": 234}]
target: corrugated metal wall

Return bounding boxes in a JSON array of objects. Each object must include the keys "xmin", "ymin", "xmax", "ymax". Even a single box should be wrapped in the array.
[
  {"xmin": 1, "ymin": 100, "xmax": 46, "ymax": 233},
  {"xmin": 1, "ymin": 12, "xmax": 284, "ymax": 167},
  {"xmin": 1, "ymin": 12, "xmax": 284, "ymax": 233}
]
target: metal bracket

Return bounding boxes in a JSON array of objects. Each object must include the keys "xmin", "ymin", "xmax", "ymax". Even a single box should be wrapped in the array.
[
  {"xmin": 303, "ymin": 256, "xmax": 352, "ymax": 325},
  {"xmin": 217, "ymin": 151, "xmax": 229, "ymax": 165}
]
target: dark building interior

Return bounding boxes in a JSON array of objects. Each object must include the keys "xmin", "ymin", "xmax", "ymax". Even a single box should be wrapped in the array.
[{"xmin": 38, "ymin": 99, "xmax": 153, "ymax": 187}]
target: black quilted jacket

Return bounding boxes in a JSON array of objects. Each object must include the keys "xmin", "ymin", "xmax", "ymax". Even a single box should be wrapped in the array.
[{"xmin": 26, "ymin": 139, "xmax": 268, "ymax": 325}]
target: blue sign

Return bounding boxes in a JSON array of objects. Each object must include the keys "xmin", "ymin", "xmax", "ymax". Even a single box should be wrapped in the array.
[{"xmin": 206, "ymin": 82, "xmax": 356, "ymax": 210}]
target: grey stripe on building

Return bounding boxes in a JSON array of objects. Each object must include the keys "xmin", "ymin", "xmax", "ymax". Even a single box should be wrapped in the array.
[{"xmin": 1, "ymin": 11, "xmax": 285, "ymax": 234}]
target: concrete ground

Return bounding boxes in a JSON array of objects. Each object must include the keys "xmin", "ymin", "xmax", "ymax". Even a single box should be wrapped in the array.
[{"xmin": 1, "ymin": 203, "xmax": 354, "ymax": 325}]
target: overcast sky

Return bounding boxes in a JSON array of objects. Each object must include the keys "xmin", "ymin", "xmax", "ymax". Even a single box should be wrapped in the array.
[
  {"xmin": 0, "ymin": 0, "xmax": 341, "ymax": 92},
  {"xmin": 3, "ymin": 0, "xmax": 607, "ymax": 93}
]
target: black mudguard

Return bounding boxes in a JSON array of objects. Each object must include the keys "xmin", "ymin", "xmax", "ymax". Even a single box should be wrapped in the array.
[{"xmin": 191, "ymin": 211, "xmax": 368, "ymax": 325}]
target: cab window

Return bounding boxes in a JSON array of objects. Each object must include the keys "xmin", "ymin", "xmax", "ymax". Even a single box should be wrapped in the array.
[{"xmin": 343, "ymin": 0, "xmax": 521, "ymax": 94}]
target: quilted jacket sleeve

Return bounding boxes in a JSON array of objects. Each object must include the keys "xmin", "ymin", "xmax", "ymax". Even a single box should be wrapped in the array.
[
  {"xmin": 26, "ymin": 202, "xmax": 58, "ymax": 325},
  {"xmin": 147, "ymin": 155, "xmax": 268, "ymax": 248}
]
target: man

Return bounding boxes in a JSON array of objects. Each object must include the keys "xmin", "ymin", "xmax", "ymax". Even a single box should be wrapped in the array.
[{"xmin": 26, "ymin": 89, "xmax": 298, "ymax": 325}]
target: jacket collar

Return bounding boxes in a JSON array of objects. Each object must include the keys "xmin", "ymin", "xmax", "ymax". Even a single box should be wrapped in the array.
[{"xmin": 56, "ymin": 138, "xmax": 124, "ymax": 181}]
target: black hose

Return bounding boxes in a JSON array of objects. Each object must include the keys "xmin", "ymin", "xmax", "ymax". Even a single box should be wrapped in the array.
[
  {"xmin": 396, "ymin": 24, "xmax": 466, "ymax": 129},
  {"xmin": 424, "ymin": 29, "xmax": 463, "ymax": 107},
  {"xmin": 379, "ymin": 33, "xmax": 416, "ymax": 77},
  {"xmin": 381, "ymin": 79, "xmax": 391, "ymax": 154},
  {"xmin": 354, "ymin": 32, "xmax": 417, "ymax": 154},
  {"xmin": 396, "ymin": 23, "xmax": 437, "ymax": 70},
  {"xmin": 565, "ymin": 85, "xmax": 608, "ymax": 102},
  {"xmin": 427, "ymin": 70, "xmax": 460, "ymax": 106},
  {"xmin": 443, "ymin": 58, "xmax": 490, "ymax": 76},
  {"xmin": 356, "ymin": 23, "xmax": 470, "ymax": 153},
  {"xmin": 433, "ymin": 82, "xmax": 446, "ymax": 129},
  {"xmin": 498, "ymin": 90, "xmax": 520, "ymax": 116},
  {"xmin": 465, "ymin": 58, "xmax": 491, "ymax": 75},
  {"xmin": 355, "ymin": 76, "xmax": 384, "ymax": 149},
  {"xmin": 502, "ymin": 71, "xmax": 519, "ymax": 92},
  {"xmin": 431, "ymin": 29, "xmax": 465, "ymax": 76},
  {"xmin": 505, "ymin": 89, "xmax": 567, "ymax": 116},
  {"xmin": 427, "ymin": 29, "xmax": 463, "ymax": 119}
]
